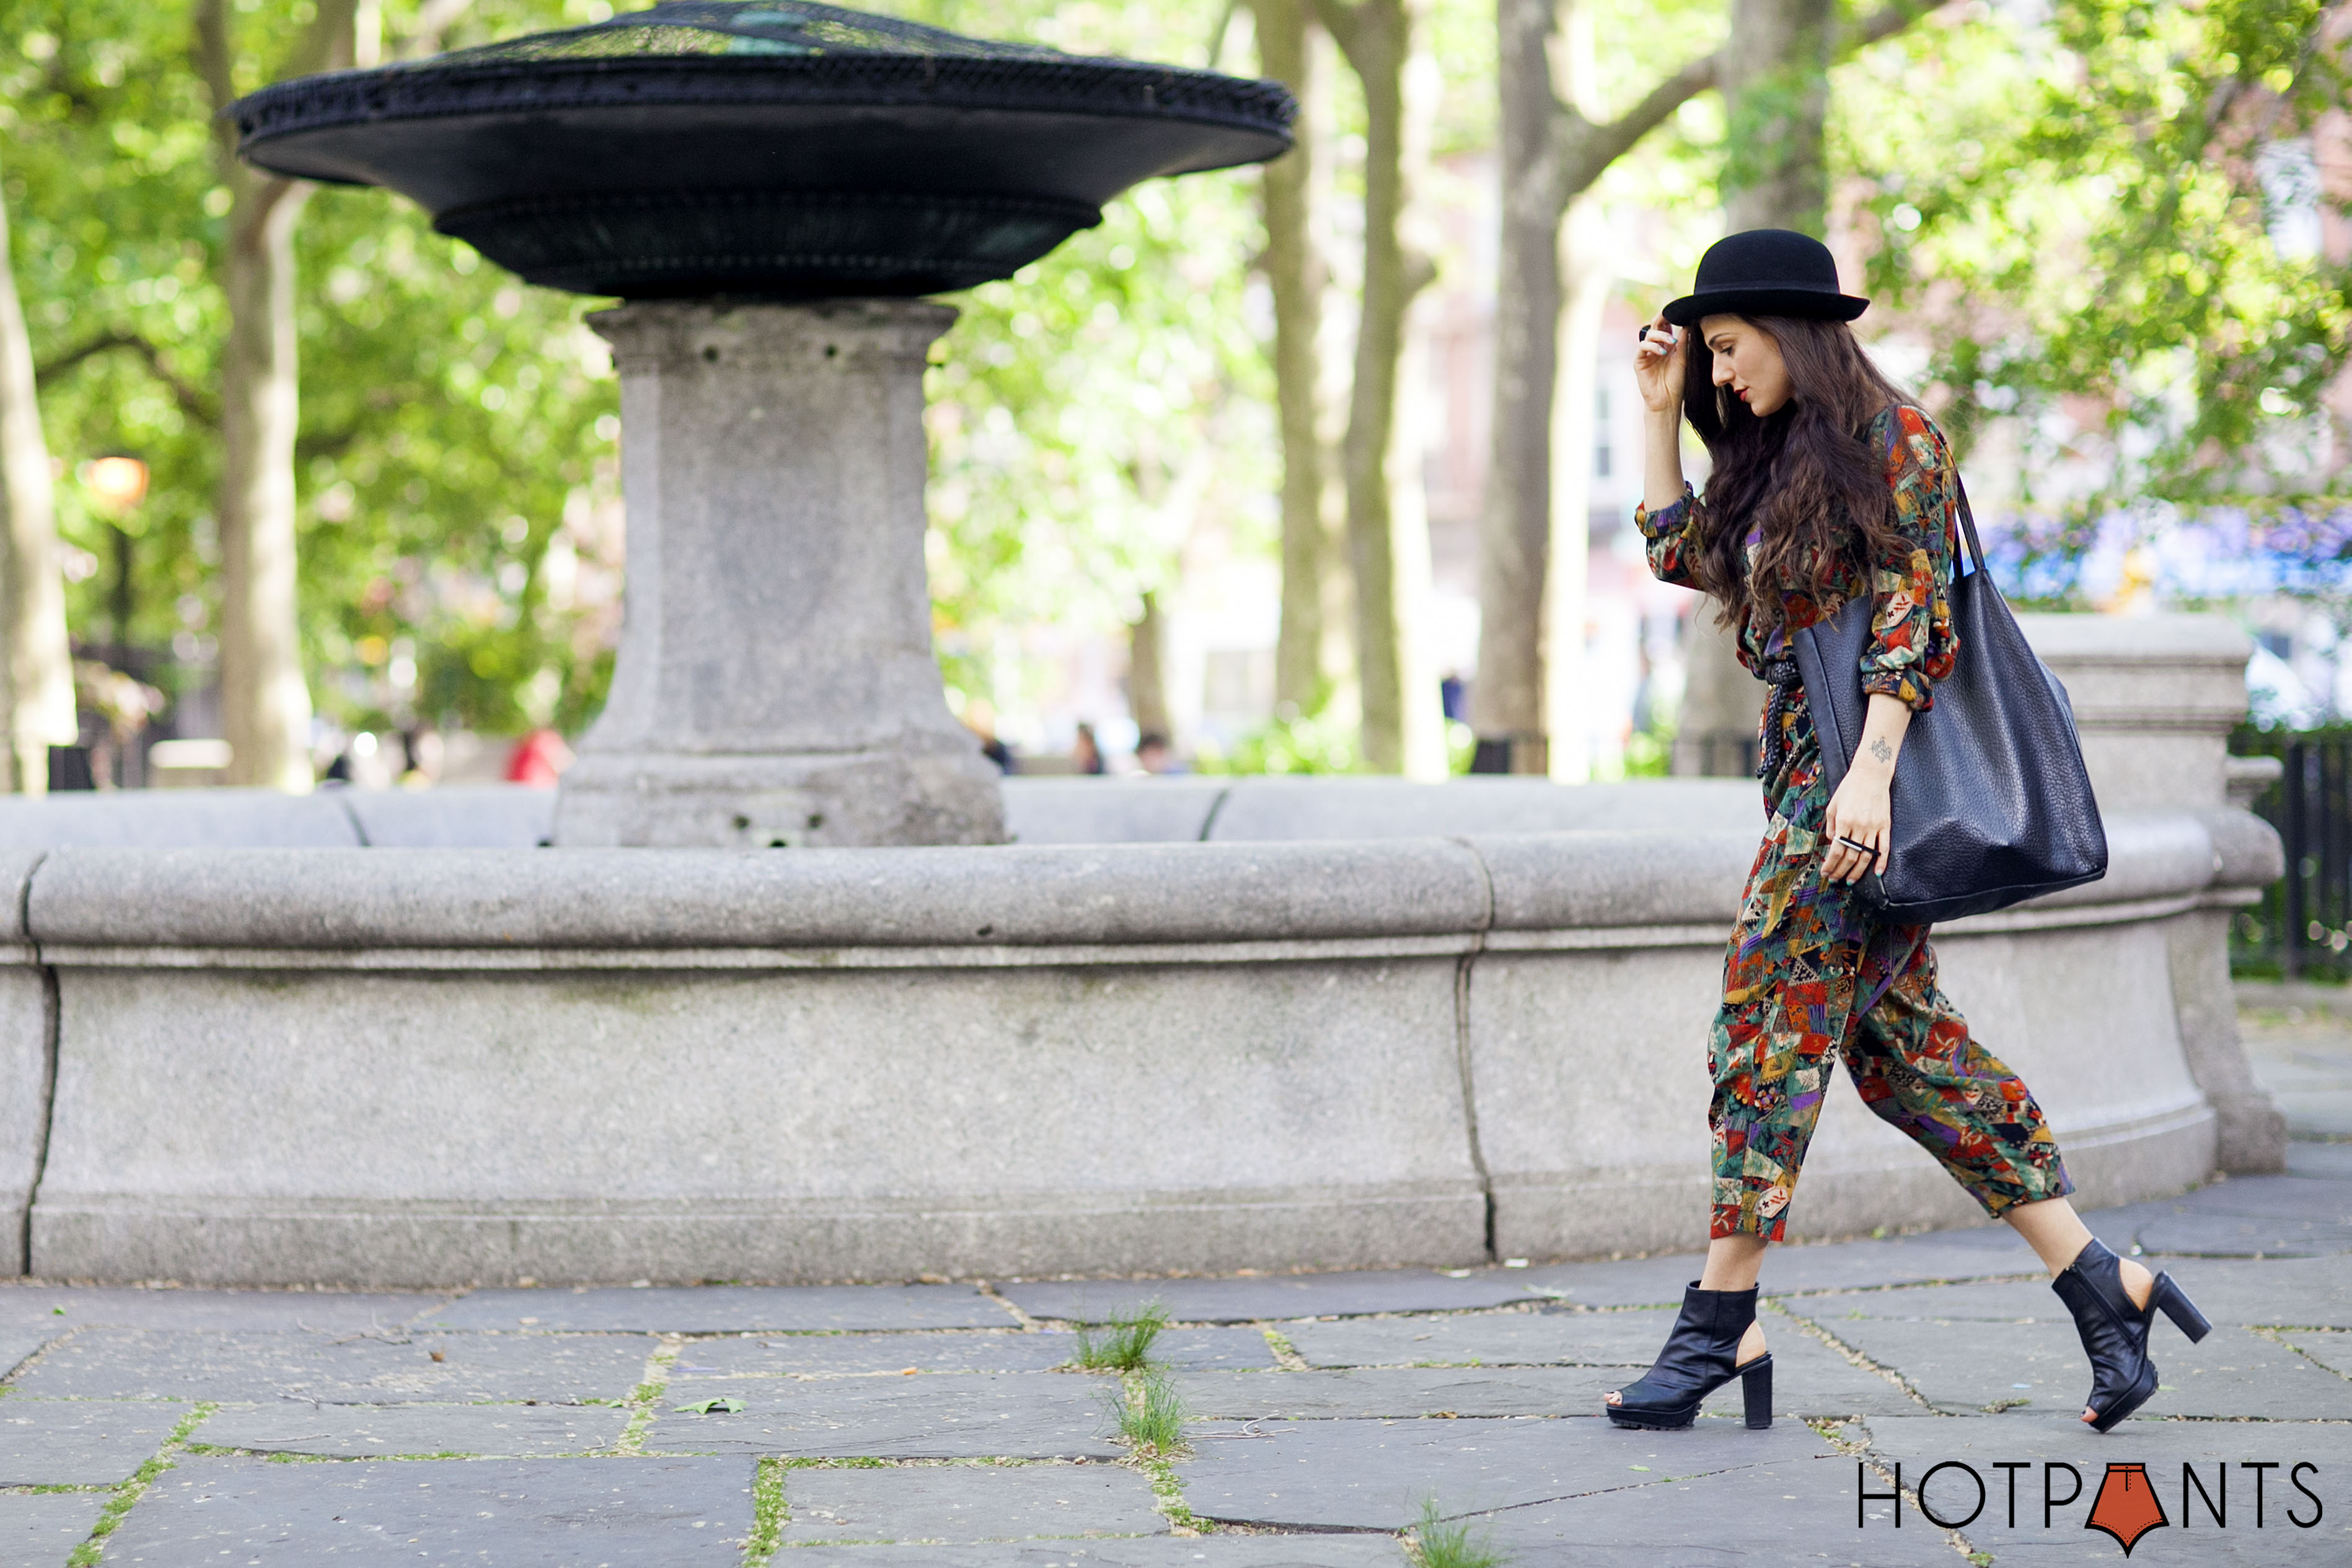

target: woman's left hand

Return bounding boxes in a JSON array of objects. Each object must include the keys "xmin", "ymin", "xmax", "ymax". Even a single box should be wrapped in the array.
[{"xmin": 1821, "ymin": 769, "xmax": 1892, "ymax": 884}]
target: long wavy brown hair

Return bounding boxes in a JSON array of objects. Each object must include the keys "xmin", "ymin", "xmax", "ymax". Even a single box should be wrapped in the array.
[{"xmin": 1680, "ymin": 315, "xmax": 1914, "ymax": 635}]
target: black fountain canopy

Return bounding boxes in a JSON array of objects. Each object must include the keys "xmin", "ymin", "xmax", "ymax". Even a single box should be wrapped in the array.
[{"xmin": 232, "ymin": 1, "xmax": 1296, "ymax": 299}]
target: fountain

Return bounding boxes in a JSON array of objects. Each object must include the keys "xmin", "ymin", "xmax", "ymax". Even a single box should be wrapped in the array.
[{"xmin": 231, "ymin": 0, "xmax": 1293, "ymax": 846}]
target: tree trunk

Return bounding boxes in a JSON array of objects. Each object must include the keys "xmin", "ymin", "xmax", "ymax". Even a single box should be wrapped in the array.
[
  {"xmin": 216, "ymin": 180, "xmax": 317, "ymax": 791},
  {"xmin": 1543, "ymin": 195, "xmax": 1611, "ymax": 781},
  {"xmin": 1127, "ymin": 591, "xmax": 1171, "ymax": 743},
  {"xmin": 1469, "ymin": 0, "xmax": 1565, "ymax": 774},
  {"xmin": 0, "ymin": 165, "xmax": 76, "ymax": 794},
  {"xmin": 1471, "ymin": 0, "xmax": 1719, "ymax": 777},
  {"xmin": 1720, "ymin": 0, "xmax": 1834, "ymax": 236},
  {"xmin": 1670, "ymin": 618, "xmax": 1759, "ymax": 775},
  {"xmin": 1253, "ymin": 0, "xmax": 1343, "ymax": 717},
  {"xmin": 200, "ymin": 0, "xmax": 358, "ymax": 791},
  {"xmin": 1318, "ymin": 0, "xmax": 1446, "ymax": 778}
]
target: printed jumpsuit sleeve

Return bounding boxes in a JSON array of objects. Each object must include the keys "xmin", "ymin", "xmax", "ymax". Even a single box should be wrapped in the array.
[
  {"xmin": 1634, "ymin": 483, "xmax": 1707, "ymax": 591},
  {"xmin": 1856, "ymin": 405, "xmax": 1961, "ymax": 711}
]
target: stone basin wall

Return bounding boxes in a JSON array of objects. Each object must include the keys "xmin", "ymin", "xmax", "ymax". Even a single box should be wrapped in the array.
[{"xmin": 0, "ymin": 613, "xmax": 2286, "ymax": 1286}]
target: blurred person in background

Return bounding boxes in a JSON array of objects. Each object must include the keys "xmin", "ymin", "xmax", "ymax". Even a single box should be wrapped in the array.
[
  {"xmin": 506, "ymin": 729, "xmax": 573, "ymax": 788},
  {"xmin": 1134, "ymin": 733, "xmax": 1186, "ymax": 775},
  {"xmin": 1073, "ymin": 722, "xmax": 1105, "ymax": 775}
]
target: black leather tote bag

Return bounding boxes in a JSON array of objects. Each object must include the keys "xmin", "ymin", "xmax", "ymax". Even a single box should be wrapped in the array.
[{"xmin": 1790, "ymin": 479, "xmax": 2107, "ymax": 924}]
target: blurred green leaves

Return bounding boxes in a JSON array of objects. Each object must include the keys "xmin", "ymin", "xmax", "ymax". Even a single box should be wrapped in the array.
[{"xmin": 1837, "ymin": 0, "xmax": 2352, "ymax": 553}]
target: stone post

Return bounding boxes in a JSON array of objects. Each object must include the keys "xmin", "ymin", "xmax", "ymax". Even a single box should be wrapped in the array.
[
  {"xmin": 553, "ymin": 300, "xmax": 1005, "ymax": 848},
  {"xmin": 2023, "ymin": 612, "xmax": 2288, "ymax": 1173}
]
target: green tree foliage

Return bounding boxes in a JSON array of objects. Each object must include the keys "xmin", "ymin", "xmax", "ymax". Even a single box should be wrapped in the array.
[
  {"xmin": 4, "ymin": 0, "xmax": 223, "ymax": 698},
  {"xmin": 879, "ymin": 0, "xmax": 1277, "ymax": 726},
  {"xmin": 296, "ymin": 184, "xmax": 619, "ymax": 737},
  {"xmin": 923, "ymin": 178, "xmax": 1275, "ymax": 723},
  {"xmin": 3, "ymin": 0, "xmax": 621, "ymax": 742},
  {"xmin": 1835, "ymin": 0, "xmax": 2352, "ymax": 564}
]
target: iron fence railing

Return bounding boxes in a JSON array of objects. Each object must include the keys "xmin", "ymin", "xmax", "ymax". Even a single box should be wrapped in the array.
[{"xmin": 2231, "ymin": 726, "xmax": 2352, "ymax": 979}]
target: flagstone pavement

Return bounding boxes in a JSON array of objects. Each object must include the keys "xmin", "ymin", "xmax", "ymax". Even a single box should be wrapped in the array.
[{"xmin": 2, "ymin": 995, "xmax": 2345, "ymax": 1567}]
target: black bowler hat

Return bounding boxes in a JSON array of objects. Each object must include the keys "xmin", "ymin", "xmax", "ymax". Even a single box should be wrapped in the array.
[{"xmin": 1662, "ymin": 229, "xmax": 1868, "ymax": 327}]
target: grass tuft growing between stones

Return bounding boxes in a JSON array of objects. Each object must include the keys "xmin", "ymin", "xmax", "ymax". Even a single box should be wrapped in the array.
[
  {"xmin": 1135, "ymin": 1449, "xmax": 1207, "ymax": 1536},
  {"xmin": 617, "ymin": 1336, "xmax": 682, "ymax": 1455},
  {"xmin": 740, "ymin": 1455, "xmax": 788, "ymax": 1566},
  {"xmin": 68, "ymin": 1402, "xmax": 215, "ymax": 1567},
  {"xmin": 1106, "ymin": 1365, "xmax": 1186, "ymax": 1458},
  {"xmin": 1073, "ymin": 1299, "xmax": 1169, "ymax": 1371},
  {"xmin": 1405, "ymin": 1498, "xmax": 1507, "ymax": 1568}
]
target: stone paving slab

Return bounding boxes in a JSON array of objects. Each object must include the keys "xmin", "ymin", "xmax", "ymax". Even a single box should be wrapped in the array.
[
  {"xmin": 674, "ymin": 1332, "xmax": 1080, "ymax": 1378},
  {"xmin": 0, "ymin": 1488, "xmax": 111, "ymax": 1567},
  {"xmin": 1177, "ymin": 1368, "xmax": 1609, "ymax": 1419},
  {"xmin": 1790, "ymin": 1279, "xmax": 2090, "ymax": 1324},
  {"xmin": 999, "ymin": 1272, "xmax": 1546, "ymax": 1325},
  {"xmin": 2174, "ymin": 1174, "xmax": 2352, "ymax": 1222},
  {"xmin": 2290, "ymin": 1142, "xmax": 2352, "ymax": 1178},
  {"xmin": 1176, "ymin": 1415, "xmax": 1832, "ymax": 1530},
  {"xmin": 765, "ymin": 1541, "xmax": 1406, "ymax": 1566},
  {"xmin": 1854, "ymin": 1411, "xmax": 2351, "ymax": 1563},
  {"xmin": 195, "ymin": 1401, "xmax": 630, "ymax": 1457},
  {"xmin": 101, "ymin": 1453, "xmax": 754, "ymax": 1566},
  {"xmin": 0, "ymin": 1336, "xmax": 47, "ymax": 1383},
  {"xmin": 0, "ymin": 1400, "xmax": 186, "ymax": 1486},
  {"xmin": 1517, "ymin": 1228, "xmax": 2045, "ymax": 1310},
  {"xmin": 1278, "ymin": 1311, "xmax": 1917, "ymax": 1416},
  {"xmin": 642, "ymin": 1373, "xmax": 1123, "ymax": 1458},
  {"xmin": 1156, "ymin": 1330, "xmax": 1281, "ymax": 1370},
  {"xmin": 3, "ymin": 1328, "xmax": 340, "ymax": 1403},
  {"xmin": 6, "ymin": 1327, "xmax": 658, "ymax": 1406},
  {"xmin": 2134, "ymin": 1211, "xmax": 2352, "ymax": 1256},
  {"xmin": 2279, "ymin": 1327, "xmax": 2352, "ymax": 1376},
  {"xmin": 0, "ymin": 1287, "xmax": 441, "ymax": 1334},
  {"xmin": 421, "ymin": 1284, "xmax": 1014, "ymax": 1333},
  {"xmin": 318, "ymin": 1330, "xmax": 659, "ymax": 1404},
  {"xmin": 1812, "ymin": 1317, "xmax": 2352, "ymax": 1419},
  {"xmin": 668, "ymin": 1329, "xmax": 1274, "ymax": 1380},
  {"xmin": 1787, "ymin": 1254, "xmax": 2352, "ymax": 1329},
  {"xmin": 1283, "ymin": 1311, "xmax": 1661, "ymax": 1367},
  {"xmin": 2082, "ymin": 1176, "xmax": 2352, "ymax": 1257},
  {"xmin": 1474, "ymin": 1456, "xmax": 1962, "ymax": 1567},
  {"xmin": 777, "ymin": 1463, "xmax": 1165, "ymax": 1544}
]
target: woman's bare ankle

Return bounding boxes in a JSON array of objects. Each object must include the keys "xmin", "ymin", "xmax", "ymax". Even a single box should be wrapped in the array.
[
  {"xmin": 2118, "ymin": 1256, "xmax": 2152, "ymax": 1311},
  {"xmin": 1737, "ymin": 1319, "xmax": 1767, "ymax": 1367}
]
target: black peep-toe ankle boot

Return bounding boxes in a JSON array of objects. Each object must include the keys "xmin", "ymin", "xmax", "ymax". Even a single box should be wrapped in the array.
[
  {"xmin": 1605, "ymin": 1282, "xmax": 1773, "ymax": 1431},
  {"xmin": 2052, "ymin": 1238, "xmax": 2211, "ymax": 1434}
]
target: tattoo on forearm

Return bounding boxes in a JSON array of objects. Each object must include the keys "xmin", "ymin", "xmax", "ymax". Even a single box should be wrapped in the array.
[{"xmin": 1869, "ymin": 738, "xmax": 1894, "ymax": 765}]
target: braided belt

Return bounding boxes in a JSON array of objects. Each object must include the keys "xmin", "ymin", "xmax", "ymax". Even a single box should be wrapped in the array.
[{"xmin": 1756, "ymin": 651, "xmax": 1802, "ymax": 781}]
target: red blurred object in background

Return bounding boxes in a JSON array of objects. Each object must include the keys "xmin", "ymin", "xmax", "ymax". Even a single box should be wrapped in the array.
[{"xmin": 504, "ymin": 729, "xmax": 574, "ymax": 788}]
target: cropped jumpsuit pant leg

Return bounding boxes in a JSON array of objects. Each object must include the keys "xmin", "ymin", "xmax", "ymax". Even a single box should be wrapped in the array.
[{"xmin": 1707, "ymin": 694, "xmax": 2074, "ymax": 1243}]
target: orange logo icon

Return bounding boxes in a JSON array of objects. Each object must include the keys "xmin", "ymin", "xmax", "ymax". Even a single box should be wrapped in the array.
[{"xmin": 2086, "ymin": 1463, "xmax": 2170, "ymax": 1556}]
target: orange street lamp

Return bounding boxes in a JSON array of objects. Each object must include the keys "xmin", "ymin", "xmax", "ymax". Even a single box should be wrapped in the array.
[{"xmin": 82, "ymin": 456, "xmax": 149, "ymax": 514}]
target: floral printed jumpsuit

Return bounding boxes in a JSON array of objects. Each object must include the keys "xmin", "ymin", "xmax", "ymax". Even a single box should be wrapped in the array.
[{"xmin": 1636, "ymin": 403, "xmax": 2074, "ymax": 1242}]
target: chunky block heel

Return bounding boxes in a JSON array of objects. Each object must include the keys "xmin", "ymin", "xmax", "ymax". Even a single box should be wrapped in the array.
[
  {"xmin": 2154, "ymin": 1274, "xmax": 2211, "ymax": 1343},
  {"xmin": 1742, "ymin": 1354, "xmax": 1774, "ymax": 1430}
]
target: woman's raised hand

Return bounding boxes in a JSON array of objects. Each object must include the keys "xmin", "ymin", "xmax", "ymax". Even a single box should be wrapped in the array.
[{"xmin": 1635, "ymin": 313, "xmax": 1685, "ymax": 414}]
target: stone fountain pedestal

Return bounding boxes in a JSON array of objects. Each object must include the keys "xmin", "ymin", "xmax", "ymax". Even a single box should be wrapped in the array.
[{"xmin": 552, "ymin": 299, "xmax": 1005, "ymax": 848}]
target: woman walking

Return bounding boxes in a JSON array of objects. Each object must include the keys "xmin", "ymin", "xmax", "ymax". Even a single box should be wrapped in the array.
[{"xmin": 1603, "ymin": 229, "xmax": 2208, "ymax": 1435}]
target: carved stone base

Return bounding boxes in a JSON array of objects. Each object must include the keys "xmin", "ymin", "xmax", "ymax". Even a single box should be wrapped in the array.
[{"xmin": 553, "ymin": 747, "xmax": 1003, "ymax": 848}]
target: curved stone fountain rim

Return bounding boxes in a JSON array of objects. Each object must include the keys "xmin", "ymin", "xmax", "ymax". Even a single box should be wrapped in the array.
[
  {"xmin": 12, "ymin": 812, "xmax": 2270, "ymax": 954},
  {"xmin": 233, "ymin": 48, "xmax": 1298, "ymax": 157}
]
